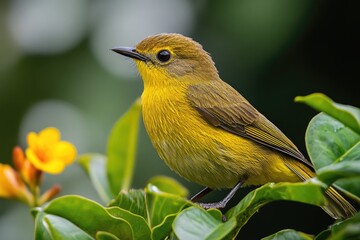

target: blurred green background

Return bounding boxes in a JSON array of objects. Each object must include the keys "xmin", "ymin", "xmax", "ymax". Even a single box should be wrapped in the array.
[{"xmin": 0, "ymin": 0, "xmax": 359, "ymax": 239}]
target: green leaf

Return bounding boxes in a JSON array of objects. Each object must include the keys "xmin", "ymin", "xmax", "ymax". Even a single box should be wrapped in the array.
[
  {"xmin": 295, "ymin": 93, "xmax": 360, "ymax": 134},
  {"xmin": 36, "ymin": 195, "xmax": 133, "ymax": 239},
  {"xmin": 262, "ymin": 229, "xmax": 313, "ymax": 240},
  {"xmin": 151, "ymin": 213, "xmax": 179, "ymax": 240},
  {"xmin": 108, "ymin": 189, "xmax": 147, "ymax": 219},
  {"xmin": 107, "ymin": 98, "xmax": 142, "ymax": 195},
  {"xmin": 316, "ymin": 161, "xmax": 360, "ymax": 199},
  {"xmin": 146, "ymin": 184, "xmax": 192, "ymax": 228},
  {"xmin": 317, "ymin": 161, "xmax": 360, "ymax": 186},
  {"xmin": 152, "ymin": 196, "xmax": 210, "ymax": 240},
  {"xmin": 206, "ymin": 208, "xmax": 224, "ymax": 222},
  {"xmin": 325, "ymin": 212, "xmax": 360, "ymax": 240},
  {"xmin": 314, "ymin": 229, "xmax": 330, "ymax": 240},
  {"xmin": 226, "ymin": 182, "xmax": 325, "ymax": 235},
  {"xmin": 33, "ymin": 210, "xmax": 54, "ymax": 240},
  {"xmin": 33, "ymin": 210, "xmax": 94, "ymax": 240},
  {"xmin": 334, "ymin": 178, "xmax": 360, "ymax": 199},
  {"xmin": 78, "ymin": 153, "xmax": 113, "ymax": 203},
  {"xmin": 173, "ymin": 207, "xmax": 236, "ymax": 240},
  {"xmin": 96, "ymin": 232, "xmax": 120, "ymax": 240},
  {"xmin": 305, "ymin": 113, "xmax": 360, "ymax": 170},
  {"xmin": 147, "ymin": 175, "xmax": 189, "ymax": 197},
  {"xmin": 108, "ymin": 186, "xmax": 192, "ymax": 239},
  {"xmin": 106, "ymin": 207, "xmax": 151, "ymax": 240}
]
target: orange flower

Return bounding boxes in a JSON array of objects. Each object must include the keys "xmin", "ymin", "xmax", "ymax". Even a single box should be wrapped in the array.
[
  {"xmin": 13, "ymin": 146, "xmax": 41, "ymax": 188},
  {"xmin": 0, "ymin": 163, "xmax": 31, "ymax": 203},
  {"xmin": 26, "ymin": 127, "xmax": 77, "ymax": 174}
]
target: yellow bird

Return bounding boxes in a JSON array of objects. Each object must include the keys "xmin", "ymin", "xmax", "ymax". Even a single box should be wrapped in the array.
[{"xmin": 112, "ymin": 33, "xmax": 355, "ymax": 219}]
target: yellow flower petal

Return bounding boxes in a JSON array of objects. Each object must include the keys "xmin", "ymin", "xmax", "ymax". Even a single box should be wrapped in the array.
[
  {"xmin": 27, "ymin": 132, "xmax": 38, "ymax": 150},
  {"xmin": 25, "ymin": 127, "xmax": 77, "ymax": 174},
  {"xmin": 26, "ymin": 149, "xmax": 44, "ymax": 170},
  {"xmin": 39, "ymin": 127, "xmax": 60, "ymax": 145},
  {"xmin": 26, "ymin": 149, "xmax": 65, "ymax": 174},
  {"xmin": 36, "ymin": 160, "xmax": 65, "ymax": 174},
  {"xmin": 53, "ymin": 141, "xmax": 77, "ymax": 165}
]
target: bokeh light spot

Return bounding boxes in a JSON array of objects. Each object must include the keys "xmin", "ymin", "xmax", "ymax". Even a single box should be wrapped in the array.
[
  {"xmin": 19, "ymin": 100, "xmax": 89, "ymax": 153},
  {"xmin": 8, "ymin": 0, "xmax": 88, "ymax": 54},
  {"xmin": 90, "ymin": 0, "xmax": 195, "ymax": 79}
]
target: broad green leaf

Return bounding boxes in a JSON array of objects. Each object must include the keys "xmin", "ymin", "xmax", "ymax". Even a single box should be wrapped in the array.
[
  {"xmin": 226, "ymin": 182, "xmax": 325, "ymax": 235},
  {"xmin": 33, "ymin": 210, "xmax": 55, "ymax": 240},
  {"xmin": 108, "ymin": 186, "xmax": 191, "ymax": 239},
  {"xmin": 106, "ymin": 207, "xmax": 151, "ymax": 240},
  {"xmin": 151, "ymin": 207, "xmax": 218, "ymax": 240},
  {"xmin": 39, "ymin": 195, "xmax": 133, "ymax": 239},
  {"xmin": 152, "ymin": 201, "xmax": 215, "ymax": 240},
  {"xmin": 316, "ymin": 161, "xmax": 360, "ymax": 199},
  {"xmin": 146, "ymin": 184, "xmax": 192, "ymax": 228},
  {"xmin": 78, "ymin": 153, "xmax": 113, "ymax": 203},
  {"xmin": 325, "ymin": 212, "xmax": 360, "ymax": 240},
  {"xmin": 96, "ymin": 232, "xmax": 120, "ymax": 240},
  {"xmin": 317, "ymin": 161, "xmax": 360, "ymax": 186},
  {"xmin": 314, "ymin": 229, "xmax": 330, "ymax": 240},
  {"xmin": 151, "ymin": 213, "xmax": 178, "ymax": 240},
  {"xmin": 147, "ymin": 175, "xmax": 188, "ymax": 197},
  {"xmin": 334, "ymin": 178, "xmax": 360, "ymax": 199},
  {"xmin": 305, "ymin": 113, "xmax": 360, "ymax": 170},
  {"xmin": 107, "ymin": 98, "xmax": 142, "ymax": 195},
  {"xmin": 108, "ymin": 189, "xmax": 147, "ymax": 219},
  {"xmin": 206, "ymin": 208, "xmax": 224, "ymax": 222},
  {"xmin": 33, "ymin": 210, "xmax": 94, "ymax": 240},
  {"xmin": 173, "ymin": 207, "xmax": 236, "ymax": 240},
  {"xmin": 167, "ymin": 232, "xmax": 179, "ymax": 240},
  {"xmin": 295, "ymin": 93, "xmax": 360, "ymax": 134},
  {"xmin": 262, "ymin": 229, "xmax": 313, "ymax": 240}
]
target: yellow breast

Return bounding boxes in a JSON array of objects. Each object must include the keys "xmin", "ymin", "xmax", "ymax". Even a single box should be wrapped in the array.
[{"xmin": 141, "ymin": 83, "xmax": 300, "ymax": 189}]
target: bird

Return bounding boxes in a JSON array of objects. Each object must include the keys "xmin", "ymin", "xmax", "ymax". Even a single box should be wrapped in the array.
[{"xmin": 111, "ymin": 33, "xmax": 356, "ymax": 219}]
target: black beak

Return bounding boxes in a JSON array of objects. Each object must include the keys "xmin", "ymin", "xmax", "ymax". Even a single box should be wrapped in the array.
[{"xmin": 111, "ymin": 47, "xmax": 149, "ymax": 62}]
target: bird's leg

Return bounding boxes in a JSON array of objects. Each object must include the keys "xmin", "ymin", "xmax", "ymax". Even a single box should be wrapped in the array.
[
  {"xmin": 197, "ymin": 181, "xmax": 243, "ymax": 209},
  {"xmin": 190, "ymin": 187, "xmax": 213, "ymax": 203}
]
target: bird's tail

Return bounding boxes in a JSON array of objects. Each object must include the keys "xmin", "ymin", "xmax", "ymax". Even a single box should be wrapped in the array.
[
  {"xmin": 323, "ymin": 186, "xmax": 357, "ymax": 219},
  {"xmin": 284, "ymin": 159, "xmax": 357, "ymax": 219}
]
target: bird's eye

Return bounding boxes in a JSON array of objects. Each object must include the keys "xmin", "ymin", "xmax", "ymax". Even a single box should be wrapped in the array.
[{"xmin": 157, "ymin": 50, "xmax": 171, "ymax": 62}]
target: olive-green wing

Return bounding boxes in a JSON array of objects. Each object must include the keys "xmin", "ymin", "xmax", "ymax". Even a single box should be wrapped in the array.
[{"xmin": 186, "ymin": 81, "xmax": 312, "ymax": 167}]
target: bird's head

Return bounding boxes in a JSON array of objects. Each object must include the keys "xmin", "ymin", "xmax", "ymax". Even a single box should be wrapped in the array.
[{"xmin": 112, "ymin": 33, "xmax": 219, "ymax": 86}]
